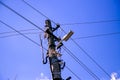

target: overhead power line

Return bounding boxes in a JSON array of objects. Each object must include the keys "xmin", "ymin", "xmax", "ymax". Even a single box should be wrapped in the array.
[
  {"xmin": 0, "ymin": 28, "xmax": 38, "ymax": 35},
  {"xmin": 0, "ymin": 20, "xmax": 47, "ymax": 51},
  {"xmin": 22, "ymin": 0, "xmax": 57, "ymax": 24},
  {"xmin": 65, "ymin": 65, "xmax": 82, "ymax": 80},
  {"xmin": 22, "ymin": 0, "xmax": 120, "ymax": 26},
  {"xmin": 0, "ymin": 1, "xmax": 119, "ymax": 40},
  {"xmin": 0, "ymin": 28, "xmax": 41, "ymax": 38},
  {"xmin": 0, "ymin": 32, "xmax": 39, "ymax": 38},
  {"xmin": 0, "ymin": 20, "xmax": 40, "ymax": 47},
  {"xmin": 63, "ymin": 46, "xmax": 100, "ymax": 80},
  {"xmin": 1, "ymin": 29, "xmax": 120, "ymax": 39},
  {"xmin": 74, "ymin": 32, "xmax": 120, "ymax": 39},
  {"xmin": 60, "ymin": 27, "xmax": 111, "ymax": 78},
  {"xmin": 61, "ymin": 19, "xmax": 120, "ymax": 26},
  {"xmin": 0, "ymin": 1, "xmax": 44, "ymax": 32}
]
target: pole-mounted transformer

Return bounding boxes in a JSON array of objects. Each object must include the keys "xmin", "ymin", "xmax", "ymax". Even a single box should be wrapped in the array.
[{"xmin": 43, "ymin": 19, "xmax": 73, "ymax": 80}]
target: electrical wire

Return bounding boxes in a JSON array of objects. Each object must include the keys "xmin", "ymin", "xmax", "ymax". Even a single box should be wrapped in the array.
[
  {"xmin": 0, "ymin": 1, "xmax": 44, "ymax": 32},
  {"xmin": 74, "ymin": 32, "xmax": 120, "ymax": 39},
  {"xmin": 0, "ymin": 28, "xmax": 41, "ymax": 38},
  {"xmin": 63, "ymin": 45, "xmax": 100, "ymax": 80},
  {"xmin": 0, "ymin": 32, "xmax": 39, "ymax": 38},
  {"xmin": 0, "ymin": 20, "xmax": 41, "ymax": 47},
  {"xmin": 0, "ymin": 28, "xmax": 38, "ymax": 35},
  {"xmin": 22, "ymin": 0, "xmax": 57, "ymax": 25},
  {"xmin": 65, "ymin": 65, "xmax": 82, "ymax": 80},
  {"xmin": 1, "ymin": 29, "xmax": 120, "ymax": 39},
  {"xmin": 61, "ymin": 19, "xmax": 120, "ymax": 26},
  {"xmin": 0, "ymin": 20, "xmax": 48, "ymax": 52},
  {"xmin": 60, "ymin": 27, "xmax": 111, "ymax": 78},
  {"xmin": 22, "ymin": 0, "xmax": 120, "ymax": 26},
  {"xmin": 22, "ymin": 0, "xmax": 120, "ymax": 27}
]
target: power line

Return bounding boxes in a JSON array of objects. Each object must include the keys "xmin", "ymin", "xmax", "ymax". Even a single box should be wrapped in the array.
[
  {"xmin": 1, "ymin": 29, "xmax": 120, "ymax": 39},
  {"xmin": 0, "ymin": 1, "xmax": 44, "ymax": 32},
  {"xmin": 0, "ymin": 28, "xmax": 42, "ymax": 38},
  {"xmin": 61, "ymin": 19, "xmax": 120, "ymax": 26},
  {"xmin": 65, "ymin": 65, "xmax": 82, "ymax": 80},
  {"xmin": 63, "ymin": 46, "xmax": 100, "ymax": 80},
  {"xmin": 0, "ymin": 28, "xmax": 38, "ymax": 35},
  {"xmin": 22, "ymin": 0, "xmax": 120, "ymax": 27},
  {"xmin": 60, "ymin": 27, "xmax": 111, "ymax": 78},
  {"xmin": 21, "ymin": 0, "xmax": 120, "ymax": 26},
  {"xmin": 0, "ymin": 20, "xmax": 41, "ymax": 46},
  {"xmin": 4, "ymin": 30, "xmax": 120, "ymax": 40},
  {"xmin": 0, "ymin": 20, "xmax": 47, "ymax": 51},
  {"xmin": 74, "ymin": 32, "xmax": 120, "ymax": 39},
  {"xmin": 71, "ymin": 38, "xmax": 111, "ymax": 78},
  {"xmin": 22, "ymin": 0, "xmax": 57, "ymax": 24},
  {"xmin": 0, "ymin": 32, "xmax": 39, "ymax": 38}
]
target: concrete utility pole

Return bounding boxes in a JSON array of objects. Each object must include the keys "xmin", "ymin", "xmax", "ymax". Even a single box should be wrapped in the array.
[{"xmin": 44, "ymin": 20, "xmax": 62, "ymax": 80}]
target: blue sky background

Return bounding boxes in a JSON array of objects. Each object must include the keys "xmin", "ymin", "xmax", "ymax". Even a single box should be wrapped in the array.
[{"xmin": 0, "ymin": 0, "xmax": 120, "ymax": 80}]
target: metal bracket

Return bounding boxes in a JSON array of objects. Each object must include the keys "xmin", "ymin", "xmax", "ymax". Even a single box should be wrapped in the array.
[
  {"xmin": 43, "ymin": 56, "xmax": 48, "ymax": 64},
  {"xmin": 52, "ymin": 24, "xmax": 60, "ymax": 32}
]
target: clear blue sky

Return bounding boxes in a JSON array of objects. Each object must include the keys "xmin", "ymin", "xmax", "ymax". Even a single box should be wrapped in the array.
[{"xmin": 0, "ymin": 0, "xmax": 120, "ymax": 80}]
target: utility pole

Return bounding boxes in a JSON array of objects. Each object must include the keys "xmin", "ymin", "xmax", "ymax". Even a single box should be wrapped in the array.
[
  {"xmin": 44, "ymin": 19, "xmax": 62, "ymax": 80},
  {"xmin": 43, "ymin": 19, "xmax": 73, "ymax": 80}
]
